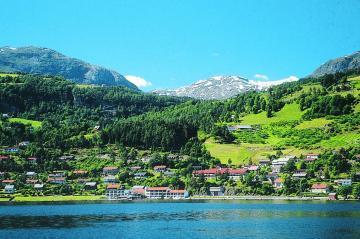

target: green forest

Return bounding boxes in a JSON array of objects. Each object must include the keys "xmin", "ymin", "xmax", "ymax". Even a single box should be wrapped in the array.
[{"xmin": 0, "ymin": 69, "xmax": 359, "ymax": 200}]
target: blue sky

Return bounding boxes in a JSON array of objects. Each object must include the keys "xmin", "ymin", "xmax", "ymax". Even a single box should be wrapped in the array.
[{"xmin": 1, "ymin": 0, "xmax": 360, "ymax": 91}]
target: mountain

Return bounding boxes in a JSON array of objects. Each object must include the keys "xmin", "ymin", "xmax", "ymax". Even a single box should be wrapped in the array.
[
  {"xmin": 153, "ymin": 76, "xmax": 298, "ymax": 100},
  {"xmin": 310, "ymin": 50, "xmax": 360, "ymax": 77},
  {"xmin": 0, "ymin": 46, "xmax": 138, "ymax": 90}
]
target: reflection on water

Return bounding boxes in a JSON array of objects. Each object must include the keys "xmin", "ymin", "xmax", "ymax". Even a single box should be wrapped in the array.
[{"xmin": 0, "ymin": 201, "xmax": 359, "ymax": 239}]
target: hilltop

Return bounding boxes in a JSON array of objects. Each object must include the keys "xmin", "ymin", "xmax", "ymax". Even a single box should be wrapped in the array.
[
  {"xmin": 311, "ymin": 50, "xmax": 360, "ymax": 77},
  {"xmin": 0, "ymin": 46, "xmax": 138, "ymax": 89}
]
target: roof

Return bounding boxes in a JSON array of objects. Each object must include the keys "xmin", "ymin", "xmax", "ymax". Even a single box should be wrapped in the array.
[
  {"xmin": 248, "ymin": 165, "xmax": 259, "ymax": 171},
  {"xmin": 2, "ymin": 179, "xmax": 15, "ymax": 183},
  {"xmin": 154, "ymin": 165, "xmax": 167, "ymax": 169},
  {"xmin": 103, "ymin": 166, "xmax": 118, "ymax": 170},
  {"xmin": 48, "ymin": 177, "xmax": 65, "ymax": 181},
  {"xmin": 169, "ymin": 189, "xmax": 186, "ymax": 193},
  {"xmin": 311, "ymin": 183, "xmax": 328, "ymax": 189},
  {"xmin": 5, "ymin": 184, "xmax": 14, "ymax": 189},
  {"xmin": 0, "ymin": 155, "xmax": 10, "ymax": 160},
  {"xmin": 274, "ymin": 178, "xmax": 284, "ymax": 183},
  {"xmin": 27, "ymin": 157, "xmax": 37, "ymax": 160},
  {"xmin": 193, "ymin": 168, "xmax": 248, "ymax": 175},
  {"xmin": 73, "ymin": 170, "xmax": 88, "ymax": 174},
  {"xmin": 132, "ymin": 188, "xmax": 145, "ymax": 195},
  {"xmin": 106, "ymin": 184, "xmax": 121, "ymax": 189},
  {"xmin": 34, "ymin": 184, "xmax": 44, "ymax": 188},
  {"xmin": 146, "ymin": 187, "xmax": 170, "ymax": 191},
  {"xmin": 85, "ymin": 182, "xmax": 97, "ymax": 186}
]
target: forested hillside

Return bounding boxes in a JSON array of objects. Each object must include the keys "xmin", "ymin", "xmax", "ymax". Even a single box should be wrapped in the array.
[{"xmin": 0, "ymin": 70, "xmax": 359, "ymax": 200}]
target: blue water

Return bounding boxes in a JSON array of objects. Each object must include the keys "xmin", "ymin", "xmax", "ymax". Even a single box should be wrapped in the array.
[{"xmin": 0, "ymin": 200, "xmax": 359, "ymax": 239}]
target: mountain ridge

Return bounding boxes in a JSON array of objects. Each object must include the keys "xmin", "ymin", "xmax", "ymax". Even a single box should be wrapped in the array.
[
  {"xmin": 310, "ymin": 50, "xmax": 360, "ymax": 77},
  {"xmin": 0, "ymin": 46, "xmax": 138, "ymax": 90},
  {"xmin": 153, "ymin": 75, "xmax": 298, "ymax": 100}
]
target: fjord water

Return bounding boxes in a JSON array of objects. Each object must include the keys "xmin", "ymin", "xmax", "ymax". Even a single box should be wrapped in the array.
[{"xmin": 0, "ymin": 201, "xmax": 359, "ymax": 239}]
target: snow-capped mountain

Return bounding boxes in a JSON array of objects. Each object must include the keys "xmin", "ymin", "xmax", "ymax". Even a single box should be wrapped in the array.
[{"xmin": 153, "ymin": 76, "xmax": 298, "ymax": 100}]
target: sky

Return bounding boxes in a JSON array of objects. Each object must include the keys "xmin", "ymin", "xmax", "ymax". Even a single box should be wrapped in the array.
[{"xmin": 1, "ymin": 0, "xmax": 360, "ymax": 91}]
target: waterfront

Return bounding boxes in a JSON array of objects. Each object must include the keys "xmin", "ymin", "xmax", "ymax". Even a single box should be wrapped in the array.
[{"xmin": 0, "ymin": 200, "xmax": 359, "ymax": 239}]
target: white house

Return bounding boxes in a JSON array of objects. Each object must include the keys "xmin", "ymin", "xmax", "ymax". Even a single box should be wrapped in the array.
[
  {"xmin": 4, "ymin": 184, "xmax": 15, "ymax": 194},
  {"xmin": 334, "ymin": 179, "xmax": 352, "ymax": 186},
  {"xmin": 209, "ymin": 186, "xmax": 225, "ymax": 196},
  {"xmin": 106, "ymin": 184, "xmax": 126, "ymax": 199}
]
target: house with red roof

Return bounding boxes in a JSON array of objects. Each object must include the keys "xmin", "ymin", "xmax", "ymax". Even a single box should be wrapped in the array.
[
  {"xmin": 311, "ymin": 183, "xmax": 329, "ymax": 194},
  {"xmin": 273, "ymin": 178, "xmax": 284, "ymax": 189},
  {"xmin": 0, "ymin": 155, "xmax": 10, "ymax": 161},
  {"xmin": 27, "ymin": 157, "xmax": 37, "ymax": 164},
  {"xmin": 106, "ymin": 184, "xmax": 126, "ymax": 199},
  {"xmin": 103, "ymin": 166, "xmax": 119, "ymax": 175},
  {"xmin": 154, "ymin": 165, "xmax": 167, "ymax": 173}
]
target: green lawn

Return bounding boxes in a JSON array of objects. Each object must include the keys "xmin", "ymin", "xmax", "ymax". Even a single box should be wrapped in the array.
[
  {"xmin": 296, "ymin": 118, "xmax": 332, "ymax": 129},
  {"xmin": 0, "ymin": 73, "xmax": 18, "ymax": 77},
  {"xmin": 14, "ymin": 195, "xmax": 106, "ymax": 202},
  {"xmin": 240, "ymin": 103, "xmax": 304, "ymax": 125},
  {"xmin": 9, "ymin": 118, "xmax": 42, "ymax": 128},
  {"xmin": 317, "ymin": 132, "xmax": 360, "ymax": 149}
]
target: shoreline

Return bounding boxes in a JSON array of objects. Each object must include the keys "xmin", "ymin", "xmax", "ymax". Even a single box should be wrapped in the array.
[{"xmin": 1, "ymin": 195, "xmax": 358, "ymax": 203}]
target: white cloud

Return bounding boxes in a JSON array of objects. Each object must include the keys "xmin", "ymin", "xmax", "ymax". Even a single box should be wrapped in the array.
[
  {"xmin": 278, "ymin": 75, "xmax": 299, "ymax": 82},
  {"xmin": 254, "ymin": 74, "xmax": 269, "ymax": 81},
  {"xmin": 125, "ymin": 75, "xmax": 152, "ymax": 88},
  {"xmin": 211, "ymin": 52, "xmax": 220, "ymax": 57}
]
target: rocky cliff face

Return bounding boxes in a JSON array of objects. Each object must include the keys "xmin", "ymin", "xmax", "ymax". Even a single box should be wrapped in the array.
[
  {"xmin": 0, "ymin": 46, "xmax": 138, "ymax": 90},
  {"xmin": 310, "ymin": 51, "xmax": 360, "ymax": 77}
]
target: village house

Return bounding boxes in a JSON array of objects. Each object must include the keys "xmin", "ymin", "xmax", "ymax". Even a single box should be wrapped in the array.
[
  {"xmin": 164, "ymin": 170, "xmax": 175, "ymax": 177},
  {"xmin": 311, "ymin": 183, "xmax": 329, "ymax": 194},
  {"xmin": 85, "ymin": 182, "xmax": 97, "ymax": 190},
  {"xmin": 58, "ymin": 155, "xmax": 75, "ymax": 161},
  {"xmin": 2, "ymin": 113, "xmax": 9, "ymax": 118},
  {"xmin": 305, "ymin": 153, "xmax": 319, "ymax": 162},
  {"xmin": 0, "ymin": 155, "xmax": 10, "ymax": 161},
  {"xmin": 134, "ymin": 172, "xmax": 147, "ymax": 179},
  {"xmin": 77, "ymin": 178, "xmax": 90, "ymax": 184},
  {"xmin": 168, "ymin": 189, "xmax": 188, "ymax": 199},
  {"xmin": 4, "ymin": 184, "xmax": 15, "ymax": 194},
  {"xmin": 130, "ymin": 186, "xmax": 146, "ymax": 199},
  {"xmin": 2, "ymin": 179, "xmax": 15, "ymax": 186},
  {"xmin": 34, "ymin": 183, "xmax": 44, "ymax": 191},
  {"xmin": 26, "ymin": 179, "xmax": 39, "ymax": 184},
  {"xmin": 292, "ymin": 170, "xmax": 307, "ymax": 179},
  {"xmin": 209, "ymin": 186, "xmax": 225, "ymax": 196},
  {"xmin": 26, "ymin": 171, "xmax": 37, "ymax": 178},
  {"xmin": 140, "ymin": 156, "xmax": 152, "ymax": 163},
  {"xmin": 193, "ymin": 167, "xmax": 248, "ymax": 181},
  {"xmin": 19, "ymin": 141, "xmax": 30, "ymax": 147},
  {"xmin": 259, "ymin": 159, "xmax": 271, "ymax": 166},
  {"xmin": 50, "ymin": 171, "xmax": 66, "ymax": 177},
  {"xmin": 271, "ymin": 156, "xmax": 294, "ymax": 173},
  {"xmin": 154, "ymin": 165, "xmax": 167, "ymax": 173},
  {"xmin": 144, "ymin": 187, "xmax": 169, "ymax": 199},
  {"xmin": 103, "ymin": 166, "xmax": 119, "ymax": 175},
  {"xmin": 328, "ymin": 192, "xmax": 337, "ymax": 200},
  {"xmin": 167, "ymin": 154, "xmax": 178, "ymax": 160},
  {"xmin": 0, "ymin": 172, "xmax": 4, "ymax": 180},
  {"xmin": 103, "ymin": 175, "xmax": 118, "ymax": 184},
  {"xmin": 273, "ymin": 178, "xmax": 284, "ymax": 189},
  {"xmin": 130, "ymin": 166, "xmax": 142, "ymax": 171},
  {"xmin": 4, "ymin": 147, "xmax": 19, "ymax": 153},
  {"xmin": 227, "ymin": 125, "xmax": 253, "ymax": 132},
  {"xmin": 144, "ymin": 187, "xmax": 188, "ymax": 199},
  {"xmin": 72, "ymin": 170, "xmax": 88, "ymax": 177},
  {"xmin": 334, "ymin": 179, "xmax": 352, "ymax": 186},
  {"xmin": 27, "ymin": 157, "xmax": 37, "ymax": 164},
  {"xmin": 48, "ymin": 177, "xmax": 66, "ymax": 184},
  {"xmin": 247, "ymin": 165, "xmax": 259, "ymax": 171},
  {"xmin": 106, "ymin": 184, "xmax": 126, "ymax": 199}
]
